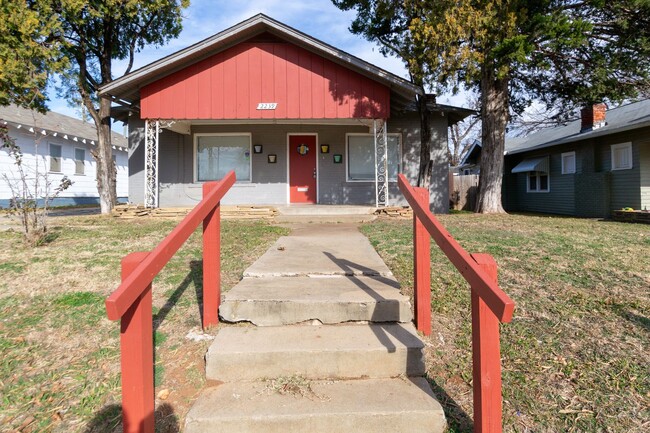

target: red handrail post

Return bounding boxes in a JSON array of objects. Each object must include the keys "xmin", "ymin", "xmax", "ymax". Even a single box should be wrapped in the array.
[
  {"xmin": 120, "ymin": 252, "xmax": 154, "ymax": 433},
  {"xmin": 202, "ymin": 182, "xmax": 221, "ymax": 329},
  {"xmin": 470, "ymin": 253, "xmax": 503, "ymax": 433},
  {"xmin": 413, "ymin": 186, "xmax": 431, "ymax": 336}
]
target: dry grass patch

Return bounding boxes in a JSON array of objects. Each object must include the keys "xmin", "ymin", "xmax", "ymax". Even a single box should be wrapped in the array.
[
  {"xmin": 362, "ymin": 213, "xmax": 649, "ymax": 433},
  {"xmin": 0, "ymin": 215, "xmax": 288, "ymax": 432}
]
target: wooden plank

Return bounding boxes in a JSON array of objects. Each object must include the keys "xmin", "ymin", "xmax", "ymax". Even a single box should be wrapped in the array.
[
  {"xmin": 120, "ymin": 252, "xmax": 154, "ymax": 433},
  {"xmin": 202, "ymin": 183, "xmax": 221, "ymax": 329},
  {"xmin": 105, "ymin": 172, "xmax": 236, "ymax": 321},
  {"xmin": 398, "ymin": 174, "xmax": 515, "ymax": 323},
  {"xmin": 471, "ymin": 253, "xmax": 503, "ymax": 433},
  {"xmin": 413, "ymin": 187, "xmax": 431, "ymax": 336}
]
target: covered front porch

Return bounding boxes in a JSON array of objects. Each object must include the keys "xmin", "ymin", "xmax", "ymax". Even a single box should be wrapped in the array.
[{"xmin": 139, "ymin": 117, "xmax": 401, "ymax": 209}]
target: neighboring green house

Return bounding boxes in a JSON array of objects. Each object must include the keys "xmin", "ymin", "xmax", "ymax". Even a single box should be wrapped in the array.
[{"xmin": 502, "ymin": 100, "xmax": 650, "ymax": 218}]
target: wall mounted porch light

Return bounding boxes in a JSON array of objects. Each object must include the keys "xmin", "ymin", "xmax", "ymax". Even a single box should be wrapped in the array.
[
  {"xmin": 333, "ymin": 154, "xmax": 342, "ymax": 164},
  {"xmin": 268, "ymin": 154, "xmax": 277, "ymax": 163},
  {"xmin": 320, "ymin": 144, "xmax": 330, "ymax": 154},
  {"xmin": 254, "ymin": 144, "xmax": 263, "ymax": 154}
]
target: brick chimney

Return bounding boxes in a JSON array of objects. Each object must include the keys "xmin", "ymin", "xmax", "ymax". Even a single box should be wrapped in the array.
[{"xmin": 580, "ymin": 103, "xmax": 607, "ymax": 132}]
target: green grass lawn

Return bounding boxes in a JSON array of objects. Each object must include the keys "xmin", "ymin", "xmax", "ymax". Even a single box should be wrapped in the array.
[
  {"xmin": 0, "ymin": 215, "xmax": 288, "ymax": 432},
  {"xmin": 361, "ymin": 214, "xmax": 649, "ymax": 433}
]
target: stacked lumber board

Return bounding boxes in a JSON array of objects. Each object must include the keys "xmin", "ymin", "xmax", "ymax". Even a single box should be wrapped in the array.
[
  {"xmin": 374, "ymin": 206, "xmax": 413, "ymax": 218},
  {"xmin": 112, "ymin": 205, "xmax": 277, "ymax": 220},
  {"xmin": 612, "ymin": 210, "xmax": 650, "ymax": 224},
  {"xmin": 221, "ymin": 206, "xmax": 277, "ymax": 220}
]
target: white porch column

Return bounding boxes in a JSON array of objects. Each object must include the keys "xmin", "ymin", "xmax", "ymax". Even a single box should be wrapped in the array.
[
  {"xmin": 373, "ymin": 118, "xmax": 389, "ymax": 207},
  {"xmin": 144, "ymin": 119, "xmax": 160, "ymax": 208}
]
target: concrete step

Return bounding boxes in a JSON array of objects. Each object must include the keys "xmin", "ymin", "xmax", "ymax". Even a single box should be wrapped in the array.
[
  {"xmin": 276, "ymin": 205, "xmax": 375, "ymax": 216},
  {"xmin": 206, "ymin": 323, "xmax": 425, "ymax": 381},
  {"xmin": 242, "ymin": 226, "xmax": 393, "ymax": 278},
  {"xmin": 275, "ymin": 214, "xmax": 377, "ymax": 223},
  {"xmin": 219, "ymin": 276, "xmax": 412, "ymax": 326},
  {"xmin": 184, "ymin": 377, "xmax": 446, "ymax": 433}
]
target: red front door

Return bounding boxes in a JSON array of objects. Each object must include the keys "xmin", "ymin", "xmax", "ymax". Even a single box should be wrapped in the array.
[{"xmin": 289, "ymin": 135, "xmax": 317, "ymax": 203}]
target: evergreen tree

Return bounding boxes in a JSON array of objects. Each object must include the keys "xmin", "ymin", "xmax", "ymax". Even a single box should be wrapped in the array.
[
  {"xmin": 53, "ymin": 0, "xmax": 189, "ymax": 213},
  {"xmin": 0, "ymin": 1, "xmax": 66, "ymax": 111},
  {"xmin": 333, "ymin": 0, "xmax": 650, "ymax": 212}
]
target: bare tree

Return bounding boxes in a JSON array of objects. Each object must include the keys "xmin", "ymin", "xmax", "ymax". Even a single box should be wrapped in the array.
[
  {"xmin": 1, "ymin": 125, "xmax": 72, "ymax": 245},
  {"xmin": 448, "ymin": 96, "xmax": 481, "ymax": 166}
]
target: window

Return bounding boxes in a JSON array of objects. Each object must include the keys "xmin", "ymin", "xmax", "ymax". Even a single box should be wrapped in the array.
[
  {"xmin": 49, "ymin": 144, "xmax": 62, "ymax": 172},
  {"xmin": 195, "ymin": 134, "xmax": 251, "ymax": 182},
  {"xmin": 346, "ymin": 134, "xmax": 401, "ymax": 181},
  {"xmin": 74, "ymin": 148, "xmax": 85, "ymax": 175},
  {"xmin": 561, "ymin": 151, "xmax": 576, "ymax": 174},
  {"xmin": 611, "ymin": 142, "xmax": 632, "ymax": 170},
  {"xmin": 528, "ymin": 171, "xmax": 549, "ymax": 192}
]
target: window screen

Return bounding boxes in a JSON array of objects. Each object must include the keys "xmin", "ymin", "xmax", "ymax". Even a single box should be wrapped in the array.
[{"xmin": 196, "ymin": 135, "xmax": 250, "ymax": 182}]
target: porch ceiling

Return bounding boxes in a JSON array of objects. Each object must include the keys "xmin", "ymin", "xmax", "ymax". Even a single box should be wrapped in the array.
[{"xmin": 158, "ymin": 118, "xmax": 375, "ymax": 135}]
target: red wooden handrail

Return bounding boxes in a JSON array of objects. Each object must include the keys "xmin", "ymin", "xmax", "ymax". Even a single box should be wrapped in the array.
[
  {"xmin": 398, "ymin": 173, "xmax": 515, "ymax": 433},
  {"xmin": 105, "ymin": 171, "xmax": 235, "ymax": 433},
  {"xmin": 398, "ymin": 174, "xmax": 514, "ymax": 323},
  {"xmin": 106, "ymin": 171, "xmax": 235, "ymax": 320}
]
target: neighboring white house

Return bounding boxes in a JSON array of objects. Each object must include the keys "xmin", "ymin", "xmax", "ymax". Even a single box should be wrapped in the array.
[{"xmin": 0, "ymin": 104, "xmax": 128, "ymax": 207}]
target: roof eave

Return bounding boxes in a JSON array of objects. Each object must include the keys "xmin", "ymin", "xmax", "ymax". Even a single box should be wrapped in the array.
[
  {"xmin": 99, "ymin": 14, "xmax": 419, "ymax": 103},
  {"xmin": 506, "ymin": 120, "xmax": 650, "ymax": 155}
]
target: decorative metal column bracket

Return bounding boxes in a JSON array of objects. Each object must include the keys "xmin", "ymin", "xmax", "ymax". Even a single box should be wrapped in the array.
[
  {"xmin": 374, "ymin": 118, "xmax": 389, "ymax": 208},
  {"xmin": 144, "ymin": 119, "xmax": 159, "ymax": 208},
  {"xmin": 144, "ymin": 120, "xmax": 176, "ymax": 208}
]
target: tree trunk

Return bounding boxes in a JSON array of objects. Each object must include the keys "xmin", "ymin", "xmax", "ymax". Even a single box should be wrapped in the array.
[
  {"xmin": 476, "ymin": 70, "xmax": 508, "ymax": 214},
  {"xmin": 95, "ymin": 96, "xmax": 116, "ymax": 214},
  {"xmin": 416, "ymin": 93, "xmax": 433, "ymax": 189}
]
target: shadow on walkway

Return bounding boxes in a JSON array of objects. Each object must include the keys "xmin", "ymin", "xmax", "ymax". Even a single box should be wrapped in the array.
[{"xmin": 324, "ymin": 250, "xmax": 474, "ymax": 432}]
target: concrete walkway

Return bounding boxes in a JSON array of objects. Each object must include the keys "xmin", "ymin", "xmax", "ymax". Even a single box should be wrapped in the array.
[{"xmin": 185, "ymin": 223, "xmax": 446, "ymax": 433}]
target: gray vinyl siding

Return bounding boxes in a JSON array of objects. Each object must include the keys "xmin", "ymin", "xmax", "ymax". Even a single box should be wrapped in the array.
[
  {"xmin": 596, "ymin": 139, "xmax": 641, "ymax": 212},
  {"xmin": 154, "ymin": 123, "xmax": 374, "ymax": 207},
  {"xmin": 505, "ymin": 149, "xmax": 577, "ymax": 215},
  {"xmin": 389, "ymin": 113, "xmax": 449, "ymax": 213},
  {"xmin": 128, "ymin": 118, "xmax": 145, "ymax": 204},
  {"xmin": 504, "ymin": 127, "xmax": 649, "ymax": 217},
  {"xmin": 638, "ymin": 141, "xmax": 650, "ymax": 210}
]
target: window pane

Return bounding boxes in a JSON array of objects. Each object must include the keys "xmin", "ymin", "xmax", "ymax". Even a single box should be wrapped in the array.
[
  {"xmin": 539, "ymin": 174, "xmax": 548, "ymax": 191},
  {"xmin": 75, "ymin": 148, "xmax": 85, "ymax": 175},
  {"xmin": 612, "ymin": 143, "xmax": 632, "ymax": 170},
  {"xmin": 528, "ymin": 173, "xmax": 537, "ymax": 191},
  {"xmin": 387, "ymin": 135, "xmax": 400, "ymax": 181},
  {"xmin": 197, "ymin": 135, "xmax": 250, "ymax": 181},
  {"xmin": 348, "ymin": 136, "xmax": 374, "ymax": 180},
  {"xmin": 562, "ymin": 153, "xmax": 575, "ymax": 174},
  {"xmin": 50, "ymin": 144, "xmax": 62, "ymax": 172}
]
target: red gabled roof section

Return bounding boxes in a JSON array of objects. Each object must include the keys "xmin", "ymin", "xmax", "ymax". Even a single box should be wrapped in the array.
[{"xmin": 140, "ymin": 39, "xmax": 390, "ymax": 120}]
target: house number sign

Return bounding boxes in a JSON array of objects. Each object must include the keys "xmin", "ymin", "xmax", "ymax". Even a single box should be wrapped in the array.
[{"xmin": 257, "ymin": 103, "xmax": 277, "ymax": 110}]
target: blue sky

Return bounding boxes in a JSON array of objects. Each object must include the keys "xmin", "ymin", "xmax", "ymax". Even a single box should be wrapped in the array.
[{"xmin": 47, "ymin": 0, "xmax": 467, "ymax": 120}]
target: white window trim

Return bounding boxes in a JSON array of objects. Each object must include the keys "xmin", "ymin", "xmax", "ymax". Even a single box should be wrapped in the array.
[
  {"xmin": 345, "ymin": 132, "xmax": 402, "ymax": 183},
  {"xmin": 192, "ymin": 132, "xmax": 252, "ymax": 183},
  {"xmin": 49, "ymin": 143, "xmax": 62, "ymax": 173},
  {"xmin": 526, "ymin": 171, "xmax": 550, "ymax": 193},
  {"xmin": 74, "ymin": 147, "xmax": 86, "ymax": 175},
  {"xmin": 561, "ymin": 151, "xmax": 576, "ymax": 174},
  {"xmin": 611, "ymin": 142, "xmax": 633, "ymax": 171}
]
